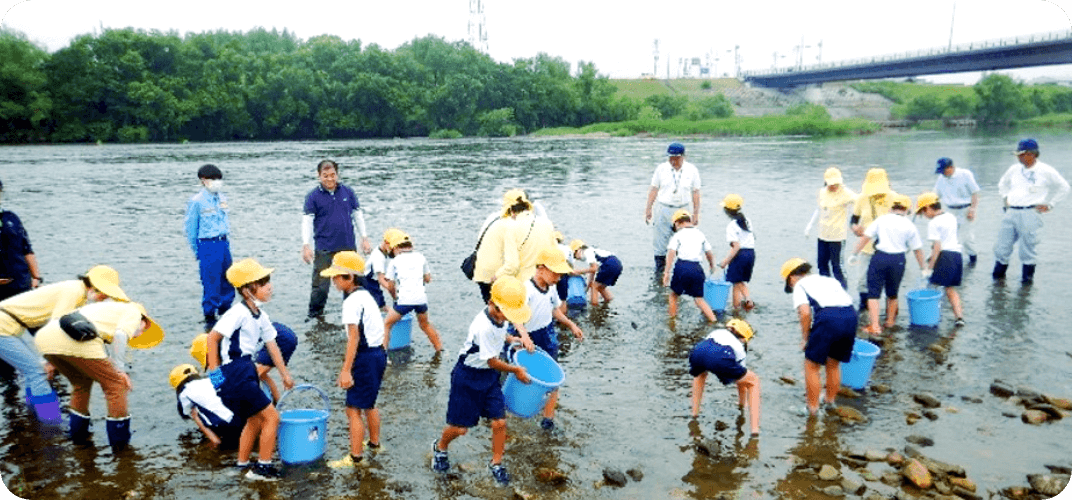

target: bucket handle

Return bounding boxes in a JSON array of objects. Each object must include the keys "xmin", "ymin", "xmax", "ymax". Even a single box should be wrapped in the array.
[
  {"xmin": 507, "ymin": 341, "xmax": 548, "ymax": 366},
  {"xmin": 276, "ymin": 384, "xmax": 330, "ymax": 414}
]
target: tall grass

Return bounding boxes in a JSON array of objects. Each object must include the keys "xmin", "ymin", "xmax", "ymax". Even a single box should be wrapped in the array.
[{"xmin": 534, "ymin": 116, "xmax": 880, "ymax": 138}]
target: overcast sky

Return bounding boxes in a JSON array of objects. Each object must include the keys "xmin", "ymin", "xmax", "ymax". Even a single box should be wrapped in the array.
[{"xmin": 3, "ymin": 0, "xmax": 1071, "ymax": 83}]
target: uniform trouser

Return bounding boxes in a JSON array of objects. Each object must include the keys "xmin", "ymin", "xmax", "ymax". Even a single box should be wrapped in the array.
[
  {"xmin": 196, "ymin": 238, "xmax": 235, "ymax": 316},
  {"xmin": 309, "ymin": 249, "xmax": 353, "ymax": 316},
  {"xmin": 45, "ymin": 355, "xmax": 128, "ymax": 418},
  {"xmin": 0, "ymin": 333, "xmax": 53, "ymax": 397},
  {"xmin": 817, "ymin": 239, "xmax": 847, "ymax": 288},
  {"xmin": 993, "ymin": 209, "xmax": 1043, "ymax": 266},
  {"xmin": 653, "ymin": 202, "xmax": 686, "ymax": 257},
  {"xmin": 947, "ymin": 206, "xmax": 977, "ymax": 257}
]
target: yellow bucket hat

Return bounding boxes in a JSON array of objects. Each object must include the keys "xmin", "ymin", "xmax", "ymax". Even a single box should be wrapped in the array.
[
  {"xmin": 81, "ymin": 265, "xmax": 129, "ymax": 302},
  {"xmin": 721, "ymin": 194, "xmax": 744, "ymax": 211},
  {"xmin": 128, "ymin": 302, "xmax": 165, "ymax": 349},
  {"xmin": 169, "ymin": 364, "xmax": 199, "ymax": 390},
  {"xmin": 319, "ymin": 251, "xmax": 366, "ymax": 278},
  {"xmin": 501, "ymin": 189, "xmax": 532, "ymax": 216},
  {"xmin": 226, "ymin": 258, "xmax": 273, "ymax": 288},
  {"xmin": 490, "ymin": 276, "xmax": 531, "ymax": 324},
  {"xmin": 672, "ymin": 209, "xmax": 692, "ymax": 223},
  {"xmin": 569, "ymin": 239, "xmax": 586, "ymax": 252},
  {"xmin": 915, "ymin": 192, "xmax": 939, "ymax": 213},
  {"xmin": 861, "ymin": 168, "xmax": 891, "ymax": 198},
  {"xmin": 190, "ymin": 333, "xmax": 208, "ymax": 369},
  {"xmin": 536, "ymin": 246, "xmax": 572, "ymax": 274},
  {"xmin": 824, "ymin": 167, "xmax": 844, "ymax": 186},
  {"xmin": 726, "ymin": 318, "xmax": 754, "ymax": 342}
]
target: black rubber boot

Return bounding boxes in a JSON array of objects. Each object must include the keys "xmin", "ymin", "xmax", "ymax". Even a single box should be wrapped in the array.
[
  {"xmin": 1022, "ymin": 264, "xmax": 1036, "ymax": 285},
  {"xmin": 106, "ymin": 416, "xmax": 132, "ymax": 453},
  {"xmin": 992, "ymin": 262, "xmax": 1008, "ymax": 281},
  {"xmin": 69, "ymin": 409, "xmax": 92, "ymax": 446},
  {"xmin": 654, "ymin": 255, "xmax": 666, "ymax": 276},
  {"xmin": 858, "ymin": 293, "xmax": 869, "ymax": 313}
]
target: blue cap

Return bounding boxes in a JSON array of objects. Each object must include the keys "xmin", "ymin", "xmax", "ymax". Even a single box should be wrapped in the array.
[
  {"xmin": 935, "ymin": 157, "xmax": 953, "ymax": 174},
  {"xmin": 667, "ymin": 142, "xmax": 685, "ymax": 156},
  {"xmin": 255, "ymin": 322, "xmax": 298, "ymax": 366},
  {"xmin": 1015, "ymin": 138, "xmax": 1039, "ymax": 155}
]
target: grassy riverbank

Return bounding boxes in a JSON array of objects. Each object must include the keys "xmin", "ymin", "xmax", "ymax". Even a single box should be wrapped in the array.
[{"xmin": 534, "ymin": 115, "xmax": 881, "ymax": 138}]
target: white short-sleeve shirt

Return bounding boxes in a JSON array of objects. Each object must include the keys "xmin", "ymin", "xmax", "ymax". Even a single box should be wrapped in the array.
[
  {"xmin": 934, "ymin": 168, "xmax": 980, "ymax": 207},
  {"xmin": 927, "ymin": 212, "xmax": 962, "ymax": 253},
  {"xmin": 213, "ymin": 303, "xmax": 277, "ymax": 365},
  {"xmin": 667, "ymin": 226, "xmax": 711, "ymax": 262},
  {"xmin": 385, "ymin": 251, "xmax": 430, "ymax": 306},
  {"xmin": 178, "ymin": 377, "xmax": 235, "ymax": 425},
  {"xmin": 364, "ymin": 247, "xmax": 387, "ymax": 277},
  {"xmin": 792, "ymin": 274, "xmax": 854, "ymax": 310},
  {"xmin": 726, "ymin": 220, "xmax": 756, "ymax": 249},
  {"xmin": 341, "ymin": 289, "xmax": 385, "ymax": 348},
  {"xmin": 705, "ymin": 329, "xmax": 747, "ymax": 368},
  {"xmin": 458, "ymin": 309, "xmax": 508, "ymax": 369},
  {"xmin": 864, "ymin": 213, "xmax": 922, "ymax": 254},
  {"xmin": 523, "ymin": 279, "xmax": 560, "ymax": 332},
  {"xmin": 651, "ymin": 161, "xmax": 702, "ymax": 206}
]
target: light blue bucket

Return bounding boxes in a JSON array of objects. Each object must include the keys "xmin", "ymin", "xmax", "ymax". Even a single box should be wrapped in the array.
[
  {"xmin": 276, "ymin": 384, "xmax": 329, "ymax": 464},
  {"xmin": 704, "ymin": 275, "xmax": 731, "ymax": 312},
  {"xmin": 388, "ymin": 312, "xmax": 414, "ymax": 350},
  {"xmin": 841, "ymin": 339, "xmax": 881, "ymax": 390},
  {"xmin": 566, "ymin": 276, "xmax": 587, "ymax": 307},
  {"xmin": 907, "ymin": 289, "xmax": 942, "ymax": 327},
  {"xmin": 503, "ymin": 348, "xmax": 566, "ymax": 418}
]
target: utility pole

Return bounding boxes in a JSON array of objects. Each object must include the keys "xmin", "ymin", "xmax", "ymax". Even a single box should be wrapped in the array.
[
  {"xmin": 653, "ymin": 39, "xmax": 660, "ymax": 76},
  {"xmin": 468, "ymin": 0, "xmax": 488, "ymax": 53},
  {"xmin": 948, "ymin": 1, "xmax": 956, "ymax": 50}
]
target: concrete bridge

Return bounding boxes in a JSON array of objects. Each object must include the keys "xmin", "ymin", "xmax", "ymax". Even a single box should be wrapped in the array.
[{"xmin": 742, "ymin": 29, "xmax": 1072, "ymax": 89}]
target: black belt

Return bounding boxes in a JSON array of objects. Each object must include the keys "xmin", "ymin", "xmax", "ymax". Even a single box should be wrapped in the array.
[
  {"xmin": 947, "ymin": 204, "xmax": 970, "ymax": 209},
  {"xmin": 1009, "ymin": 205, "xmax": 1037, "ymax": 210},
  {"xmin": 199, "ymin": 235, "xmax": 227, "ymax": 241}
]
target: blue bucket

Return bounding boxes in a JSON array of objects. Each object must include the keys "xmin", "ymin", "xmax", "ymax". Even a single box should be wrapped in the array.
[
  {"xmin": 388, "ymin": 312, "xmax": 413, "ymax": 350},
  {"xmin": 276, "ymin": 385, "xmax": 330, "ymax": 464},
  {"xmin": 907, "ymin": 289, "xmax": 942, "ymax": 327},
  {"xmin": 704, "ymin": 276, "xmax": 731, "ymax": 312},
  {"xmin": 566, "ymin": 276, "xmax": 587, "ymax": 307},
  {"xmin": 503, "ymin": 348, "xmax": 566, "ymax": 418},
  {"xmin": 841, "ymin": 339, "xmax": 881, "ymax": 390}
]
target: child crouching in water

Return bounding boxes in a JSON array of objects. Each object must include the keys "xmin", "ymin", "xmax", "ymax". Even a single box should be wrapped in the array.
[
  {"xmin": 320, "ymin": 251, "xmax": 387, "ymax": 468},
  {"xmin": 170, "ymin": 363, "xmax": 243, "ymax": 449},
  {"xmin": 688, "ymin": 319, "xmax": 760, "ymax": 436}
]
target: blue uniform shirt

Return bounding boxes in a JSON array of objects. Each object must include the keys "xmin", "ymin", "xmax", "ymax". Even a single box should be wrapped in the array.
[
  {"xmin": 303, "ymin": 183, "xmax": 360, "ymax": 253},
  {"xmin": 0, "ymin": 210, "xmax": 33, "ymax": 290},
  {"xmin": 184, "ymin": 188, "xmax": 230, "ymax": 253}
]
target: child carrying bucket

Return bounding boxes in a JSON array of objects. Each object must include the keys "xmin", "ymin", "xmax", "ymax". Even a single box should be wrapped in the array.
[
  {"xmin": 518, "ymin": 247, "xmax": 583, "ymax": 431},
  {"xmin": 432, "ymin": 276, "xmax": 532, "ymax": 486},
  {"xmin": 688, "ymin": 319, "xmax": 760, "ymax": 436},
  {"xmin": 170, "ymin": 363, "xmax": 243, "ymax": 449},
  {"xmin": 719, "ymin": 194, "xmax": 756, "ymax": 311},
  {"xmin": 206, "ymin": 258, "xmax": 294, "ymax": 481},
  {"xmin": 915, "ymin": 192, "xmax": 966, "ymax": 327},
  {"xmin": 570, "ymin": 240, "xmax": 622, "ymax": 306},
  {"xmin": 664, "ymin": 209, "xmax": 718, "ymax": 323},
  {"xmin": 781, "ymin": 258, "xmax": 858, "ymax": 416},
  {"xmin": 319, "ymin": 251, "xmax": 387, "ymax": 469},
  {"xmin": 383, "ymin": 230, "xmax": 443, "ymax": 352}
]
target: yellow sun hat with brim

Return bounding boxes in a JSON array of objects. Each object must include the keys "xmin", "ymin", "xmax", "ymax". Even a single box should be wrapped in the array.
[
  {"xmin": 672, "ymin": 209, "xmax": 692, "ymax": 223},
  {"xmin": 190, "ymin": 333, "xmax": 208, "ymax": 369},
  {"xmin": 780, "ymin": 257, "xmax": 809, "ymax": 293},
  {"xmin": 226, "ymin": 258, "xmax": 273, "ymax": 288},
  {"xmin": 721, "ymin": 193, "xmax": 744, "ymax": 210},
  {"xmin": 501, "ymin": 189, "xmax": 532, "ymax": 216},
  {"xmin": 319, "ymin": 251, "xmax": 366, "ymax": 278},
  {"xmin": 726, "ymin": 318, "xmax": 754, "ymax": 342},
  {"xmin": 915, "ymin": 192, "xmax": 940, "ymax": 214},
  {"xmin": 80, "ymin": 265, "xmax": 129, "ymax": 302},
  {"xmin": 490, "ymin": 276, "xmax": 531, "ymax": 324},
  {"xmin": 536, "ymin": 246, "xmax": 572, "ymax": 274},
  {"xmin": 128, "ymin": 302, "xmax": 165, "ymax": 349},
  {"xmin": 860, "ymin": 168, "xmax": 891, "ymax": 198},
  {"xmin": 891, "ymin": 193, "xmax": 912, "ymax": 210},
  {"xmin": 386, "ymin": 230, "xmax": 411, "ymax": 249},
  {"xmin": 569, "ymin": 239, "xmax": 586, "ymax": 252},
  {"xmin": 824, "ymin": 167, "xmax": 844, "ymax": 186},
  {"xmin": 169, "ymin": 364, "xmax": 199, "ymax": 390},
  {"xmin": 382, "ymin": 227, "xmax": 404, "ymax": 243}
]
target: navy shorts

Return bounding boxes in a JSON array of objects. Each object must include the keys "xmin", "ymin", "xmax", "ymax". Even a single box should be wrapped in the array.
[
  {"xmin": 803, "ymin": 306, "xmax": 857, "ymax": 365},
  {"xmin": 930, "ymin": 251, "xmax": 963, "ymax": 287},
  {"xmin": 555, "ymin": 278, "xmax": 569, "ymax": 302},
  {"xmin": 254, "ymin": 322, "xmax": 298, "ymax": 367},
  {"xmin": 445, "ymin": 362, "xmax": 505, "ymax": 428},
  {"xmin": 670, "ymin": 260, "xmax": 705, "ymax": 297},
  {"xmin": 595, "ymin": 256, "xmax": 623, "ymax": 286},
  {"xmin": 726, "ymin": 248, "xmax": 755, "ymax": 284},
  {"xmin": 364, "ymin": 275, "xmax": 386, "ymax": 308},
  {"xmin": 866, "ymin": 251, "xmax": 906, "ymax": 299},
  {"xmin": 688, "ymin": 339, "xmax": 747, "ymax": 385},
  {"xmin": 528, "ymin": 324, "xmax": 560, "ymax": 360},
  {"xmin": 346, "ymin": 348, "xmax": 387, "ymax": 409},
  {"xmin": 393, "ymin": 303, "xmax": 428, "ymax": 316},
  {"xmin": 218, "ymin": 357, "xmax": 272, "ymax": 421}
]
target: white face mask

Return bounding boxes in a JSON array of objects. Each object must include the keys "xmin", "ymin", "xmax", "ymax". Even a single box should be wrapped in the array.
[{"xmin": 205, "ymin": 179, "xmax": 223, "ymax": 193}]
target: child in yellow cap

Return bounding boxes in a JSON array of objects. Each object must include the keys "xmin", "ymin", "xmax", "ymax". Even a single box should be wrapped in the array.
[
  {"xmin": 383, "ymin": 231, "xmax": 443, "ymax": 352},
  {"xmin": 689, "ymin": 319, "xmax": 760, "ymax": 436},
  {"xmin": 664, "ymin": 209, "xmax": 718, "ymax": 322}
]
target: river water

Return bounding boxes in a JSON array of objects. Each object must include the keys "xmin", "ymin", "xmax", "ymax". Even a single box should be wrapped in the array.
[{"xmin": 0, "ymin": 132, "xmax": 1070, "ymax": 499}]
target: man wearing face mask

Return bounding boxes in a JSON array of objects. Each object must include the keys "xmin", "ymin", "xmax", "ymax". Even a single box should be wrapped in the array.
[{"xmin": 185, "ymin": 164, "xmax": 235, "ymax": 330}]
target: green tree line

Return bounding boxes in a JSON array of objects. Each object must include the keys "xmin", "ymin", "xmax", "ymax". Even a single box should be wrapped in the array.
[{"xmin": 1, "ymin": 27, "xmax": 650, "ymax": 143}]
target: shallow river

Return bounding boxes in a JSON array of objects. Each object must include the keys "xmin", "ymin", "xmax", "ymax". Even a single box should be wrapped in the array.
[{"xmin": 0, "ymin": 131, "xmax": 1070, "ymax": 499}]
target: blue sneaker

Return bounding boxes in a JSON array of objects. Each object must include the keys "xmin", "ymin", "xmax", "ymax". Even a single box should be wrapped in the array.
[
  {"xmin": 488, "ymin": 462, "xmax": 510, "ymax": 485},
  {"xmin": 431, "ymin": 440, "xmax": 450, "ymax": 472},
  {"xmin": 540, "ymin": 418, "xmax": 555, "ymax": 431},
  {"xmin": 245, "ymin": 462, "xmax": 281, "ymax": 481}
]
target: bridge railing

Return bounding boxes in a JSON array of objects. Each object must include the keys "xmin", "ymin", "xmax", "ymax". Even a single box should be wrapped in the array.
[{"xmin": 742, "ymin": 28, "xmax": 1072, "ymax": 78}]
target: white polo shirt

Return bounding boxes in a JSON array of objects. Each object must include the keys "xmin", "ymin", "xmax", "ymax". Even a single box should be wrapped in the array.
[
  {"xmin": 667, "ymin": 226, "xmax": 712, "ymax": 262},
  {"xmin": 934, "ymin": 168, "xmax": 980, "ymax": 207},
  {"xmin": 458, "ymin": 309, "xmax": 508, "ymax": 370},
  {"xmin": 385, "ymin": 251, "xmax": 430, "ymax": 306},
  {"xmin": 705, "ymin": 329, "xmax": 747, "ymax": 368},
  {"xmin": 651, "ymin": 161, "xmax": 701, "ymax": 207},
  {"xmin": 726, "ymin": 219, "xmax": 755, "ymax": 249},
  {"xmin": 926, "ymin": 212, "xmax": 962, "ymax": 253},
  {"xmin": 341, "ymin": 289, "xmax": 384, "ymax": 348},
  {"xmin": 997, "ymin": 161, "xmax": 1070, "ymax": 208},
  {"xmin": 864, "ymin": 213, "xmax": 923, "ymax": 254},
  {"xmin": 523, "ymin": 279, "xmax": 560, "ymax": 332},
  {"xmin": 792, "ymin": 274, "xmax": 854, "ymax": 310}
]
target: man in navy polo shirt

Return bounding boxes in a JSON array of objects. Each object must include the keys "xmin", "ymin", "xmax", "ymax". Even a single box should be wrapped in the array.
[{"xmin": 301, "ymin": 160, "xmax": 373, "ymax": 319}]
